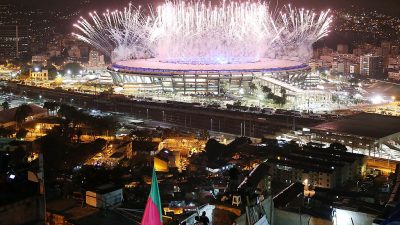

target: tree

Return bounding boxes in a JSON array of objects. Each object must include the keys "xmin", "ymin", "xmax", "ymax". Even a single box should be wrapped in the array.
[
  {"xmin": 248, "ymin": 82, "xmax": 257, "ymax": 93},
  {"xmin": 329, "ymin": 142, "xmax": 347, "ymax": 152},
  {"xmin": 89, "ymin": 116, "xmax": 117, "ymax": 137},
  {"xmin": 233, "ymin": 100, "xmax": 242, "ymax": 107},
  {"xmin": 76, "ymin": 129, "xmax": 83, "ymax": 143},
  {"xmin": 205, "ymin": 139, "xmax": 226, "ymax": 160},
  {"xmin": 0, "ymin": 126, "xmax": 14, "ymax": 137},
  {"xmin": 1, "ymin": 101, "xmax": 10, "ymax": 111},
  {"xmin": 280, "ymin": 88, "xmax": 286, "ymax": 97},
  {"xmin": 43, "ymin": 101, "xmax": 58, "ymax": 115},
  {"xmin": 14, "ymin": 104, "xmax": 33, "ymax": 126},
  {"xmin": 262, "ymin": 86, "xmax": 272, "ymax": 94},
  {"xmin": 227, "ymin": 137, "xmax": 252, "ymax": 151},
  {"xmin": 199, "ymin": 130, "xmax": 210, "ymax": 140},
  {"xmin": 46, "ymin": 65, "xmax": 57, "ymax": 80},
  {"xmin": 16, "ymin": 128, "xmax": 29, "ymax": 139}
]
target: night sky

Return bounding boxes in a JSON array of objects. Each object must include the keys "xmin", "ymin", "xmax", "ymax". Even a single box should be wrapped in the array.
[{"xmin": 4, "ymin": 0, "xmax": 400, "ymax": 15}]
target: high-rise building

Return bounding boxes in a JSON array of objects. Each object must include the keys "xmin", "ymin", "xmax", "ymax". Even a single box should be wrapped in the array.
[
  {"xmin": 337, "ymin": 44, "xmax": 349, "ymax": 54},
  {"xmin": 349, "ymin": 64, "xmax": 360, "ymax": 75},
  {"xmin": 359, "ymin": 54, "xmax": 384, "ymax": 77},
  {"xmin": 87, "ymin": 50, "xmax": 105, "ymax": 68},
  {"xmin": 0, "ymin": 25, "xmax": 29, "ymax": 60},
  {"xmin": 381, "ymin": 41, "xmax": 392, "ymax": 56},
  {"xmin": 391, "ymin": 45, "xmax": 399, "ymax": 55}
]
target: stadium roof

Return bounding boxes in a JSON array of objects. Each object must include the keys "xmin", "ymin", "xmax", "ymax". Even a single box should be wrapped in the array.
[
  {"xmin": 311, "ymin": 113, "xmax": 400, "ymax": 139},
  {"xmin": 111, "ymin": 58, "xmax": 307, "ymax": 73}
]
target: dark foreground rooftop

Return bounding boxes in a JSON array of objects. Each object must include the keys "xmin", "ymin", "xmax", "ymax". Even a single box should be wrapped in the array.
[{"xmin": 311, "ymin": 113, "xmax": 400, "ymax": 139}]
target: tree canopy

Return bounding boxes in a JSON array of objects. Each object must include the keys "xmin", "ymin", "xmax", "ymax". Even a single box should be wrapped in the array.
[{"xmin": 14, "ymin": 104, "xmax": 33, "ymax": 125}]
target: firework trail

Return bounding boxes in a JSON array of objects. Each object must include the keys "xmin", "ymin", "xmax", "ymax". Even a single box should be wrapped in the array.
[{"xmin": 73, "ymin": 0, "xmax": 332, "ymax": 63}]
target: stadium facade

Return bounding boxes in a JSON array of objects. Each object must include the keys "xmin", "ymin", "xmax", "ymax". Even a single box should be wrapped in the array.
[{"xmin": 108, "ymin": 58, "xmax": 314, "ymax": 94}]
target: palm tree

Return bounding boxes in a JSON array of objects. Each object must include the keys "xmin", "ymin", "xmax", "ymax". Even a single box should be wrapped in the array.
[
  {"xmin": 2, "ymin": 101, "xmax": 10, "ymax": 111},
  {"xmin": 14, "ymin": 104, "xmax": 33, "ymax": 127},
  {"xmin": 43, "ymin": 101, "xmax": 58, "ymax": 115},
  {"xmin": 262, "ymin": 86, "xmax": 272, "ymax": 94},
  {"xmin": 249, "ymin": 82, "xmax": 257, "ymax": 93}
]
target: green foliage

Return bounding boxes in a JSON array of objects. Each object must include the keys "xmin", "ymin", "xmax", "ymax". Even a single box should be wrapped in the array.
[
  {"xmin": 46, "ymin": 65, "xmax": 57, "ymax": 80},
  {"xmin": 233, "ymin": 100, "xmax": 242, "ymax": 107},
  {"xmin": 0, "ymin": 126, "xmax": 14, "ymax": 137},
  {"xmin": 205, "ymin": 138, "xmax": 227, "ymax": 160},
  {"xmin": 14, "ymin": 104, "xmax": 33, "ymax": 125},
  {"xmin": 68, "ymin": 105, "xmax": 114, "ymax": 134},
  {"xmin": 43, "ymin": 101, "xmax": 59, "ymax": 115},
  {"xmin": 329, "ymin": 142, "xmax": 348, "ymax": 152},
  {"xmin": 227, "ymin": 136, "xmax": 252, "ymax": 151},
  {"xmin": 261, "ymin": 86, "xmax": 272, "ymax": 94},
  {"xmin": 16, "ymin": 128, "xmax": 28, "ymax": 139},
  {"xmin": 248, "ymin": 82, "xmax": 257, "ymax": 92},
  {"xmin": 1, "ymin": 101, "xmax": 10, "ymax": 111}
]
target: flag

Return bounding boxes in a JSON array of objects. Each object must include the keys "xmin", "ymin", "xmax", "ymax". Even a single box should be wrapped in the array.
[{"xmin": 141, "ymin": 168, "xmax": 162, "ymax": 225}]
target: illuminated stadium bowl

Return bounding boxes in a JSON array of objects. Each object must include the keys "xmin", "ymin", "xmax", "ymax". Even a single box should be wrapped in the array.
[{"xmin": 108, "ymin": 58, "xmax": 310, "ymax": 94}]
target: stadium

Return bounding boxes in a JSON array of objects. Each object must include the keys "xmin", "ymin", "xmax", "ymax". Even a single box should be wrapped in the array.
[
  {"xmin": 108, "ymin": 58, "xmax": 310, "ymax": 94},
  {"xmin": 74, "ymin": 1, "xmax": 332, "ymax": 101}
]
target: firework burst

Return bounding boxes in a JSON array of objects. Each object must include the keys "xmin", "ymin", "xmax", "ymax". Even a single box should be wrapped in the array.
[{"xmin": 73, "ymin": 0, "xmax": 332, "ymax": 64}]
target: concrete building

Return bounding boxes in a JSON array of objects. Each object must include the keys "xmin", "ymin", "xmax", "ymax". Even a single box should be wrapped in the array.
[
  {"xmin": 360, "ymin": 54, "xmax": 384, "ymax": 77},
  {"xmin": 46, "ymin": 198, "xmax": 132, "ymax": 225},
  {"xmin": 388, "ymin": 71, "xmax": 400, "ymax": 81},
  {"xmin": 31, "ymin": 55, "xmax": 48, "ymax": 64},
  {"xmin": 310, "ymin": 113, "xmax": 400, "ymax": 158},
  {"xmin": 86, "ymin": 184, "xmax": 123, "ymax": 208},
  {"xmin": 332, "ymin": 60, "xmax": 351, "ymax": 76},
  {"xmin": 87, "ymin": 50, "xmax": 105, "ymax": 68},
  {"xmin": 337, "ymin": 44, "xmax": 349, "ymax": 54},
  {"xmin": 391, "ymin": 45, "xmax": 399, "ymax": 55},
  {"xmin": 381, "ymin": 41, "xmax": 392, "ymax": 56},
  {"xmin": 265, "ymin": 146, "xmax": 366, "ymax": 188},
  {"xmin": 68, "ymin": 45, "xmax": 81, "ymax": 59},
  {"xmin": 29, "ymin": 68, "xmax": 48, "ymax": 81},
  {"xmin": 0, "ymin": 25, "xmax": 29, "ymax": 60},
  {"xmin": 256, "ymin": 75, "xmax": 332, "ymax": 105},
  {"xmin": 349, "ymin": 64, "xmax": 360, "ymax": 75},
  {"xmin": 308, "ymin": 60, "xmax": 323, "ymax": 72},
  {"xmin": 315, "ymin": 47, "xmax": 334, "ymax": 58}
]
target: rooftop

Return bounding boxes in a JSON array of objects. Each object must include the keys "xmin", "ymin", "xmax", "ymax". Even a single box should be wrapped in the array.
[
  {"xmin": 47, "ymin": 198, "xmax": 133, "ymax": 225},
  {"xmin": 88, "ymin": 184, "xmax": 122, "ymax": 194},
  {"xmin": 311, "ymin": 113, "xmax": 400, "ymax": 139},
  {"xmin": 0, "ymin": 104, "xmax": 47, "ymax": 124}
]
